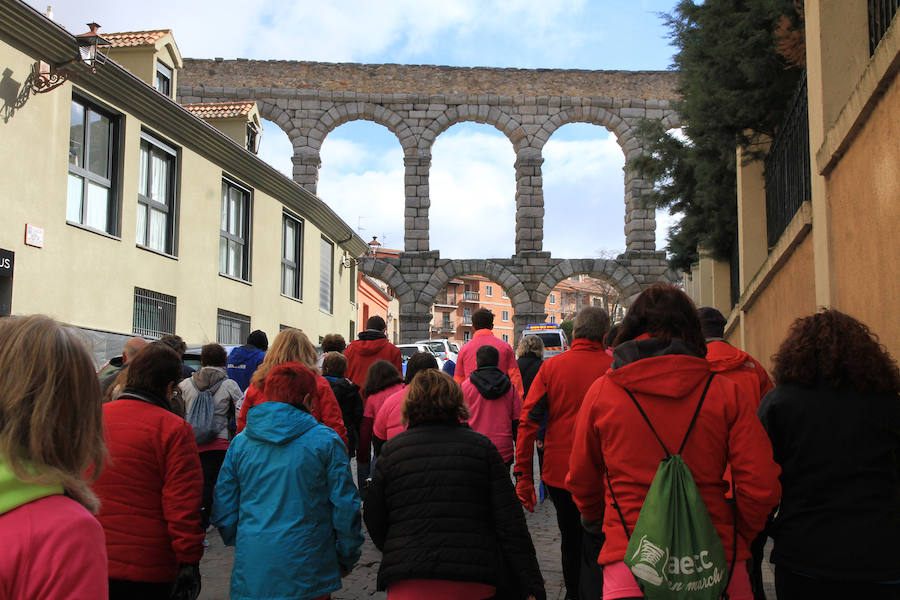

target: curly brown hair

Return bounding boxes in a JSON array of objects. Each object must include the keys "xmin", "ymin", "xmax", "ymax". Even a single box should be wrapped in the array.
[
  {"xmin": 402, "ymin": 370, "xmax": 468, "ymax": 426},
  {"xmin": 772, "ymin": 309, "xmax": 900, "ymax": 394}
]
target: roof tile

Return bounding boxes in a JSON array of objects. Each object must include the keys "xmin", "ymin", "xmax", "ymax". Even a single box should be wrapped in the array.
[
  {"xmin": 182, "ymin": 101, "xmax": 256, "ymax": 120},
  {"xmin": 101, "ymin": 30, "xmax": 170, "ymax": 48}
]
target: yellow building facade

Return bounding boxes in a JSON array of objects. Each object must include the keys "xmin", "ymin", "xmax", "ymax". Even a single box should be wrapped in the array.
[
  {"xmin": 0, "ymin": 1, "xmax": 366, "ymax": 363},
  {"xmin": 685, "ymin": 1, "xmax": 900, "ymax": 370}
]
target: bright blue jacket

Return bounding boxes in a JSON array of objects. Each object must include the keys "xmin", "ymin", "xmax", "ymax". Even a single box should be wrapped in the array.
[
  {"xmin": 212, "ymin": 402, "xmax": 363, "ymax": 600},
  {"xmin": 226, "ymin": 345, "xmax": 266, "ymax": 391}
]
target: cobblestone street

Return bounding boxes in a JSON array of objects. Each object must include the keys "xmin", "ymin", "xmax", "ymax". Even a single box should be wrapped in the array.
[{"xmin": 198, "ymin": 468, "xmax": 777, "ymax": 599}]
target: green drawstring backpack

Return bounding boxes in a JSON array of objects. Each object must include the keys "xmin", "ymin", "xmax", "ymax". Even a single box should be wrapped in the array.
[{"xmin": 606, "ymin": 374, "xmax": 737, "ymax": 599}]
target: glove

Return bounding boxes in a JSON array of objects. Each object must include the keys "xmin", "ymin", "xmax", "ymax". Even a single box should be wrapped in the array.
[
  {"xmin": 514, "ymin": 471, "xmax": 537, "ymax": 513},
  {"xmin": 170, "ymin": 562, "xmax": 201, "ymax": 600}
]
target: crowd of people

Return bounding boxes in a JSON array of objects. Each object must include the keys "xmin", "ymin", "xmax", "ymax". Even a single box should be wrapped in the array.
[{"xmin": 1, "ymin": 284, "xmax": 899, "ymax": 600}]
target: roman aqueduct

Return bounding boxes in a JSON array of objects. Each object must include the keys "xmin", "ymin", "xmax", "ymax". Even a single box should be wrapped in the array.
[{"xmin": 178, "ymin": 59, "xmax": 682, "ymax": 341}]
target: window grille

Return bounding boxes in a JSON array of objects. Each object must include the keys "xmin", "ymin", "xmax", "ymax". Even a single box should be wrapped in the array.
[
  {"xmin": 133, "ymin": 287, "xmax": 176, "ymax": 338},
  {"xmin": 217, "ymin": 309, "xmax": 250, "ymax": 345},
  {"xmin": 869, "ymin": 0, "xmax": 900, "ymax": 55}
]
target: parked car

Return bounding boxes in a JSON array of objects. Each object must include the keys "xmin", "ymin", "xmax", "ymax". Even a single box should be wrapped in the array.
[
  {"xmin": 183, "ymin": 345, "xmax": 239, "ymax": 372},
  {"xmin": 414, "ymin": 338, "xmax": 461, "ymax": 363},
  {"xmin": 397, "ymin": 343, "xmax": 444, "ymax": 376},
  {"xmin": 522, "ymin": 324, "xmax": 569, "ymax": 358}
]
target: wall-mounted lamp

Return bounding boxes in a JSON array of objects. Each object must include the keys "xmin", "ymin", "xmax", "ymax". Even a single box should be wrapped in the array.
[
  {"xmin": 31, "ymin": 22, "xmax": 111, "ymax": 94},
  {"xmin": 340, "ymin": 236, "xmax": 381, "ymax": 269}
]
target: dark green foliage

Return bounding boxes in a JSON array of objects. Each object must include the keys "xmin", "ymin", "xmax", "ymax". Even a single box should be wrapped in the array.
[
  {"xmin": 631, "ymin": 0, "xmax": 802, "ymax": 271},
  {"xmin": 560, "ymin": 319, "xmax": 574, "ymax": 344}
]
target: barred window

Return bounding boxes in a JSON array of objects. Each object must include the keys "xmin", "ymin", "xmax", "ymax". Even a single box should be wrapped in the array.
[
  {"xmin": 133, "ymin": 287, "xmax": 176, "ymax": 338},
  {"xmin": 217, "ymin": 309, "xmax": 250, "ymax": 346}
]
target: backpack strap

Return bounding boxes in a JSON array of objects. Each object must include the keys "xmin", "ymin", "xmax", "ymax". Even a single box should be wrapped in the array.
[
  {"xmin": 622, "ymin": 373, "xmax": 716, "ymax": 458},
  {"xmin": 605, "ymin": 470, "xmax": 631, "ymax": 539}
]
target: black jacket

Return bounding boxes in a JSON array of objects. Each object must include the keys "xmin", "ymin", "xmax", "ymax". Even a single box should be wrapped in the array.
[
  {"xmin": 759, "ymin": 383, "xmax": 900, "ymax": 581},
  {"xmin": 326, "ymin": 376, "xmax": 363, "ymax": 457},
  {"xmin": 364, "ymin": 422, "xmax": 545, "ymax": 599},
  {"xmin": 470, "ymin": 366, "xmax": 512, "ymax": 399},
  {"xmin": 517, "ymin": 353, "xmax": 543, "ymax": 399}
]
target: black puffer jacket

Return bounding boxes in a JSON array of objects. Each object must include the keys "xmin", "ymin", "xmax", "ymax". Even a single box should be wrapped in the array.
[{"xmin": 364, "ymin": 422, "xmax": 545, "ymax": 600}]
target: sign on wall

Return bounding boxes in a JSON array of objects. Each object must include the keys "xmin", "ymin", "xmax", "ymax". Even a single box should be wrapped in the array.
[
  {"xmin": 0, "ymin": 249, "xmax": 12, "ymax": 277},
  {"xmin": 25, "ymin": 223, "xmax": 44, "ymax": 248}
]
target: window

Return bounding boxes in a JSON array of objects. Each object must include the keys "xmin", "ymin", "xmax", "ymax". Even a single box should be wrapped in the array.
[
  {"xmin": 319, "ymin": 237, "xmax": 334, "ymax": 313},
  {"xmin": 220, "ymin": 179, "xmax": 252, "ymax": 281},
  {"xmin": 550, "ymin": 316, "xmax": 556, "ymax": 324},
  {"xmin": 217, "ymin": 309, "xmax": 250, "ymax": 345},
  {"xmin": 464, "ymin": 331, "xmax": 472, "ymax": 342},
  {"xmin": 485, "ymin": 284, "xmax": 493, "ymax": 297},
  {"xmin": 502, "ymin": 333, "xmax": 509, "ymax": 342},
  {"xmin": 281, "ymin": 213, "xmax": 303, "ymax": 299},
  {"xmin": 155, "ymin": 61, "xmax": 172, "ymax": 97},
  {"xmin": 501, "ymin": 290, "xmax": 508, "ymax": 299},
  {"xmin": 279, "ymin": 324, "xmax": 294, "ymax": 331},
  {"xmin": 549, "ymin": 293, "xmax": 556, "ymax": 304},
  {"xmin": 247, "ymin": 123, "xmax": 260, "ymax": 154},
  {"xmin": 137, "ymin": 134, "xmax": 177, "ymax": 254},
  {"xmin": 68, "ymin": 97, "xmax": 118, "ymax": 234},
  {"xmin": 502, "ymin": 310, "xmax": 510, "ymax": 321},
  {"xmin": 133, "ymin": 287, "xmax": 176, "ymax": 338}
]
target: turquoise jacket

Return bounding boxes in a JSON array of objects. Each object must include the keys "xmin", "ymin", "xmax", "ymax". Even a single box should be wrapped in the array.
[{"xmin": 212, "ymin": 402, "xmax": 362, "ymax": 600}]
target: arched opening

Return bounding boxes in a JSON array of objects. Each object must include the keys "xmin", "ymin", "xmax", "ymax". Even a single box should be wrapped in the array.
[
  {"xmin": 430, "ymin": 123, "xmax": 516, "ymax": 258},
  {"xmin": 545, "ymin": 273, "xmax": 626, "ymax": 328},
  {"xmin": 429, "ymin": 275, "xmax": 513, "ymax": 348},
  {"xmin": 318, "ymin": 121, "xmax": 405, "ymax": 251},
  {"xmin": 256, "ymin": 118, "xmax": 293, "ymax": 178},
  {"xmin": 542, "ymin": 123, "xmax": 626, "ymax": 257}
]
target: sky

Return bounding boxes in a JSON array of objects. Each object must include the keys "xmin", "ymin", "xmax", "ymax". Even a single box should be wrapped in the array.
[{"xmin": 39, "ymin": 0, "xmax": 683, "ymax": 259}]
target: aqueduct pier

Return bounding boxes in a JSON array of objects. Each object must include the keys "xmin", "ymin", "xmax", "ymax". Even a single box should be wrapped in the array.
[{"xmin": 178, "ymin": 59, "xmax": 682, "ymax": 341}]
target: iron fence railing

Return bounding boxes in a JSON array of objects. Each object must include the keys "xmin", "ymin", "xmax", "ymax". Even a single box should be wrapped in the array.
[
  {"xmin": 217, "ymin": 309, "xmax": 250, "ymax": 346},
  {"xmin": 870, "ymin": 0, "xmax": 900, "ymax": 55},
  {"xmin": 463, "ymin": 291, "xmax": 480, "ymax": 302},
  {"xmin": 133, "ymin": 287, "xmax": 176, "ymax": 338},
  {"xmin": 765, "ymin": 76, "xmax": 811, "ymax": 248}
]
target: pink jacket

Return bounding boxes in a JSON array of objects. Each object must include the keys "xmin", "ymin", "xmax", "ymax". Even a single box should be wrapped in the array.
[
  {"xmin": 0, "ymin": 494, "xmax": 108, "ymax": 599},
  {"xmin": 373, "ymin": 386, "xmax": 408, "ymax": 441},
  {"xmin": 454, "ymin": 330, "xmax": 524, "ymax": 399},
  {"xmin": 462, "ymin": 377, "xmax": 522, "ymax": 463}
]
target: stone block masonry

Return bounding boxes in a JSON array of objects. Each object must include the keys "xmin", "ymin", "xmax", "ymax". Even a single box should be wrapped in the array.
[{"xmin": 178, "ymin": 59, "xmax": 681, "ymax": 341}]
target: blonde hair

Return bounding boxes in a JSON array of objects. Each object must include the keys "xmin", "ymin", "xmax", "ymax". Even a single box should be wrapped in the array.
[
  {"xmin": 402, "ymin": 370, "xmax": 468, "ymax": 426},
  {"xmin": 0, "ymin": 315, "xmax": 105, "ymax": 512},
  {"xmin": 516, "ymin": 334, "xmax": 545, "ymax": 359},
  {"xmin": 250, "ymin": 327, "xmax": 319, "ymax": 389}
]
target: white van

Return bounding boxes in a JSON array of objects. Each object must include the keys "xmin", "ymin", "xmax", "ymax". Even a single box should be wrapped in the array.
[
  {"xmin": 414, "ymin": 338, "xmax": 461, "ymax": 362},
  {"xmin": 522, "ymin": 324, "xmax": 569, "ymax": 358}
]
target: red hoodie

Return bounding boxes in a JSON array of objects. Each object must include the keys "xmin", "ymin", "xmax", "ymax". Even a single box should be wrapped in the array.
[
  {"xmin": 236, "ymin": 376, "xmax": 348, "ymax": 449},
  {"xmin": 344, "ymin": 332, "xmax": 402, "ymax": 388},
  {"xmin": 705, "ymin": 340, "xmax": 773, "ymax": 405},
  {"xmin": 566, "ymin": 338, "xmax": 781, "ymax": 565}
]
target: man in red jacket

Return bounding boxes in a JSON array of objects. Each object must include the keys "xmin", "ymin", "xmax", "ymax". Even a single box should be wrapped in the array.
[
  {"xmin": 344, "ymin": 316, "xmax": 402, "ymax": 388},
  {"xmin": 93, "ymin": 343, "xmax": 204, "ymax": 600},
  {"xmin": 698, "ymin": 306, "xmax": 773, "ymax": 600},
  {"xmin": 513, "ymin": 306, "xmax": 611, "ymax": 600}
]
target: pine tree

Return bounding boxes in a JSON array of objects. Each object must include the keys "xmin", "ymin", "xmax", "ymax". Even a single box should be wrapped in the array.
[{"xmin": 631, "ymin": 0, "xmax": 803, "ymax": 271}]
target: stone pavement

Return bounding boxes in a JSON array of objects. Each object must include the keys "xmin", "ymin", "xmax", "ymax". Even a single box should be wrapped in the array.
[{"xmin": 198, "ymin": 464, "xmax": 776, "ymax": 599}]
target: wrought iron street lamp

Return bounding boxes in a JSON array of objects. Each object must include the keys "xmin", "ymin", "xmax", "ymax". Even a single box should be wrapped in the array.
[{"xmin": 31, "ymin": 22, "xmax": 111, "ymax": 93}]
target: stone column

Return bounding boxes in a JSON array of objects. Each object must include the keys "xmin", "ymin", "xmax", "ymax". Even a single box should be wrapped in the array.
[
  {"xmin": 623, "ymin": 171, "xmax": 656, "ymax": 252},
  {"xmin": 515, "ymin": 148, "xmax": 544, "ymax": 253},
  {"xmin": 291, "ymin": 149, "xmax": 321, "ymax": 194},
  {"xmin": 399, "ymin": 310, "xmax": 433, "ymax": 344},
  {"xmin": 512, "ymin": 312, "xmax": 547, "ymax": 346},
  {"xmin": 404, "ymin": 151, "xmax": 431, "ymax": 252}
]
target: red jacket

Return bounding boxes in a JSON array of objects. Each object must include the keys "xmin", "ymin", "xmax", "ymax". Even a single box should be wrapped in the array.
[
  {"xmin": 566, "ymin": 338, "xmax": 781, "ymax": 565},
  {"xmin": 454, "ymin": 329, "xmax": 525, "ymax": 400},
  {"xmin": 93, "ymin": 397, "xmax": 204, "ymax": 582},
  {"xmin": 705, "ymin": 340, "xmax": 773, "ymax": 404},
  {"xmin": 344, "ymin": 334, "xmax": 403, "ymax": 388},
  {"xmin": 514, "ymin": 339, "xmax": 612, "ymax": 488},
  {"xmin": 236, "ymin": 376, "xmax": 349, "ymax": 449}
]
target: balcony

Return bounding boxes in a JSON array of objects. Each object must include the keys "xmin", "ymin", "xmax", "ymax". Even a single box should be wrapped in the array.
[
  {"xmin": 460, "ymin": 315, "xmax": 473, "ymax": 326},
  {"xmin": 432, "ymin": 324, "xmax": 456, "ymax": 334},
  {"xmin": 433, "ymin": 294, "xmax": 458, "ymax": 308},
  {"xmin": 463, "ymin": 291, "xmax": 480, "ymax": 302}
]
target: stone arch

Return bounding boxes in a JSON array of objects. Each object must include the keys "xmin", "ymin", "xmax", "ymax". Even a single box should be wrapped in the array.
[
  {"xmin": 306, "ymin": 102, "xmax": 418, "ymax": 156},
  {"xmin": 533, "ymin": 105, "xmax": 634, "ymax": 157},
  {"xmin": 419, "ymin": 105, "xmax": 527, "ymax": 154},
  {"xmin": 357, "ymin": 257, "xmax": 414, "ymax": 305},
  {"xmin": 416, "ymin": 259, "xmax": 526, "ymax": 314},
  {"xmin": 534, "ymin": 258, "xmax": 642, "ymax": 309}
]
